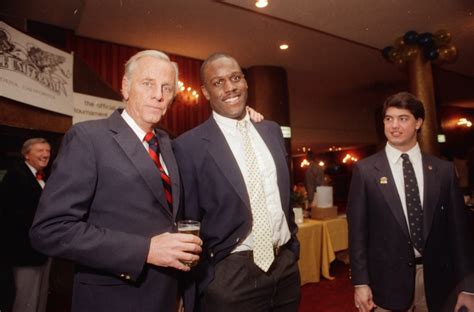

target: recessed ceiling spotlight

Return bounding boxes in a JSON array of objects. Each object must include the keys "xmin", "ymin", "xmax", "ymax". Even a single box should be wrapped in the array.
[
  {"xmin": 255, "ymin": 0, "xmax": 268, "ymax": 8},
  {"xmin": 280, "ymin": 44, "xmax": 289, "ymax": 50}
]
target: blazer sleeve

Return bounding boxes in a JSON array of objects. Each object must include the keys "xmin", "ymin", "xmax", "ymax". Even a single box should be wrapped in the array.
[
  {"xmin": 347, "ymin": 163, "xmax": 370, "ymax": 285},
  {"xmin": 172, "ymin": 138, "xmax": 201, "ymax": 222},
  {"xmin": 446, "ymin": 164, "xmax": 474, "ymax": 292},
  {"xmin": 30, "ymin": 125, "xmax": 149, "ymax": 281}
]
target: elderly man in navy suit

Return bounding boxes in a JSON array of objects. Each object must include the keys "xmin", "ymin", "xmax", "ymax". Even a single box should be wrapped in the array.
[
  {"xmin": 30, "ymin": 50, "xmax": 202, "ymax": 312},
  {"xmin": 174, "ymin": 53, "xmax": 300, "ymax": 312},
  {"xmin": 347, "ymin": 92, "xmax": 474, "ymax": 312},
  {"xmin": 1, "ymin": 138, "xmax": 51, "ymax": 312}
]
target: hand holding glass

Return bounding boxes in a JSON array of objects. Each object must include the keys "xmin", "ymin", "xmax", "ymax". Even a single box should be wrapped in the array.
[{"xmin": 177, "ymin": 220, "xmax": 200, "ymax": 267}]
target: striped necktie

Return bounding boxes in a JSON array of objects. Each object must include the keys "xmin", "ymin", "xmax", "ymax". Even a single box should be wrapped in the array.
[{"xmin": 144, "ymin": 132, "xmax": 173, "ymax": 210}]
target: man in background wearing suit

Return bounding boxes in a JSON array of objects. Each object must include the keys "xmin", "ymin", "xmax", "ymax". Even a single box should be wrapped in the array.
[
  {"xmin": 304, "ymin": 150, "xmax": 325, "ymax": 206},
  {"xmin": 1, "ymin": 138, "xmax": 51, "ymax": 312},
  {"xmin": 30, "ymin": 50, "xmax": 202, "ymax": 312},
  {"xmin": 347, "ymin": 92, "xmax": 474, "ymax": 312},
  {"xmin": 173, "ymin": 53, "xmax": 300, "ymax": 312}
]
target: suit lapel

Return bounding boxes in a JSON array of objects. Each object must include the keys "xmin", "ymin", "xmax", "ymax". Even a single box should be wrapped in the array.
[
  {"xmin": 253, "ymin": 122, "xmax": 289, "ymax": 211},
  {"xmin": 373, "ymin": 151, "xmax": 410, "ymax": 238},
  {"xmin": 108, "ymin": 111, "xmax": 172, "ymax": 217},
  {"xmin": 202, "ymin": 118, "xmax": 251, "ymax": 209},
  {"xmin": 421, "ymin": 154, "xmax": 439, "ymax": 243},
  {"xmin": 156, "ymin": 130, "xmax": 180, "ymax": 219},
  {"xmin": 20, "ymin": 162, "xmax": 43, "ymax": 194}
]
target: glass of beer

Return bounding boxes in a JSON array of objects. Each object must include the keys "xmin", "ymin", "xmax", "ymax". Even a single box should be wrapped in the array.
[{"xmin": 177, "ymin": 220, "xmax": 200, "ymax": 267}]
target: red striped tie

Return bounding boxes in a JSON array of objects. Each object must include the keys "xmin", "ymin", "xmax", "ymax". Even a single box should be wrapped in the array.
[{"xmin": 144, "ymin": 132, "xmax": 173, "ymax": 210}]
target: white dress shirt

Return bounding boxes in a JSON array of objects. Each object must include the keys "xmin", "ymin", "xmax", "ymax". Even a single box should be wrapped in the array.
[
  {"xmin": 121, "ymin": 110, "xmax": 169, "ymax": 175},
  {"xmin": 26, "ymin": 162, "xmax": 45, "ymax": 189},
  {"xmin": 213, "ymin": 111, "xmax": 291, "ymax": 252},
  {"xmin": 385, "ymin": 142, "xmax": 423, "ymax": 258}
]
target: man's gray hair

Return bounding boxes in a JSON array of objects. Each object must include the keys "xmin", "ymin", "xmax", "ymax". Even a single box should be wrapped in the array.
[
  {"xmin": 21, "ymin": 138, "xmax": 49, "ymax": 158},
  {"xmin": 123, "ymin": 50, "xmax": 179, "ymax": 94}
]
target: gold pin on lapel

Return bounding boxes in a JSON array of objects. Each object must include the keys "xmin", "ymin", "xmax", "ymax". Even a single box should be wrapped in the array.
[
  {"xmin": 428, "ymin": 165, "xmax": 433, "ymax": 170},
  {"xmin": 380, "ymin": 177, "xmax": 388, "ymax": 184}
]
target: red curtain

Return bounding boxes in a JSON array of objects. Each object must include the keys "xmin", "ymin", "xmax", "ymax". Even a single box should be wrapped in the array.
[{"xmin": 67, "ymin": 35, "xmax": 211, "ymax": 137}]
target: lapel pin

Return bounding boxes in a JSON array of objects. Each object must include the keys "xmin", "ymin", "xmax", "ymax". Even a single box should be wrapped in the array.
[
  {"xmin": 380, "ymin": 177, "xmax": 388, "ymax": 184},
  {"xmin": 428, "ymin": 165, "xmax": 433, "ymax": 171}
]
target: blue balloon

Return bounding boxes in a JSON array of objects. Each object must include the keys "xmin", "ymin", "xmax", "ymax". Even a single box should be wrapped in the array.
[
  {"xmin": 417, "ymin": 32, "xmax": 434, "ymax": 47},
  {"xmin": 423, "ymin": 46, "xmax": 439, "ymax": 60},
  {"xmin": 382, "ymin": 46, "xmax": 393, "ymax": 59},
  {"xmin": 403, "ymin": 31, "xmax": 418, "ymax": 45}
]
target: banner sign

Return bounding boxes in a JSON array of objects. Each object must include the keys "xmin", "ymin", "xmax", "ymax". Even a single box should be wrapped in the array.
[
  {"xmin": 73, "ymin": 92, "xmax": 124, "ymax": 124},
  {"xmin": 0, "ymin": 21, "xmax": 74, "ymax": 116}
]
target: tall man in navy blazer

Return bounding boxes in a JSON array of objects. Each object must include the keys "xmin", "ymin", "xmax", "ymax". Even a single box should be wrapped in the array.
[
  {"xmin": 347, "ymin": 92, "xmax": 474, "ymax": 312},
  {"xmin": 30, "ymin": 50, "xmax": 202, "ymax": 312},
  {"xmin": 174, "ymin": 53, "xmax": 300, "ymax": 312}
]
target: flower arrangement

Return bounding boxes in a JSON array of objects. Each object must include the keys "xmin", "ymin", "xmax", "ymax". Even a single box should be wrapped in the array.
[{"xmin": 291, "ymin": 183, "xmax": 307, "ymax": 208}]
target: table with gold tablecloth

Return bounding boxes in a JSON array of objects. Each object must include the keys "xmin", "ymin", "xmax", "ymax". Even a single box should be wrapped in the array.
[{"xmin": 296, "ymin": 216, "xmax": 349, "ymax": 285}]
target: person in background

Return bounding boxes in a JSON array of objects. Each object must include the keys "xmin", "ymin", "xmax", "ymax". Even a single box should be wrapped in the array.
[
  {"xmin": 347, "ymin": 92, "xmax": 474, "ymax": 312},
  {"xmin": 453, "ymin": 150, "xmax": 469, "ymax": 195},
  {"xmin": 174, "ymin": 53, "xmax": 300, "ymax": 312},
  {"xmin": 29, "ymin": 50, "xmax": 202, "ymax": 312},
  {"xmin": 0, "ymin": 138, "xmax": 51, "ymax": 312},
  {"xmin": 304, "ymin": 150, "xmax": 324, "ymax": 207}
]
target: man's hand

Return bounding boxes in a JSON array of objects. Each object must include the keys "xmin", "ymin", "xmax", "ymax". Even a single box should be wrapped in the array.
[
  {"xmin": 354, "ymin": 285, "xmax": 376, "ymax": 312},
  {"xmin": 146, "ymin": 232, "xmax": 202, "ymax": 271},
  {"xmin": 455, "ymin": 292, "xmax": 474, "ymax": 312},
  {"xmin": 247, "ymin": 106, "xmax": 264, "ymax": 123}
]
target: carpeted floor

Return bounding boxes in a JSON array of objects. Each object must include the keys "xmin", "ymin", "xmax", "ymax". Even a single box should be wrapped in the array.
[{"xmin": 299, "ymin": 260, "xmax": 357, "ymax": 312}]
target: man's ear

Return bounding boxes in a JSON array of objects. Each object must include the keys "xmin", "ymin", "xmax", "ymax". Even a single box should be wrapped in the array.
[
  {"xmin": 416, "ymin": 118, "xmax": 423, "ymax": 130},
  {"xmin": 121, "ymin": 77, "xmax": 129, "ymax": 100},
  {"xmin": 201, "ymin": 85, "xmax": 210, "ymax": 101}
]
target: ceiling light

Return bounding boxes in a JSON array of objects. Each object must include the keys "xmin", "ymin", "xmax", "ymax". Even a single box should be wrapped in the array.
[
  {"xmin": 280, "ymin": 44, "xmax": 289, "ymax": 50},
  {"xmin": 255, "ymin": 0, "xmax": 268, "ymax": 8}
]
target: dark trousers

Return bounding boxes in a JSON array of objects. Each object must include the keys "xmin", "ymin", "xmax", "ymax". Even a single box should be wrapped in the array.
[{"xmin": 200, "ymin": 248, "xmax": 300, "ymax": 312}]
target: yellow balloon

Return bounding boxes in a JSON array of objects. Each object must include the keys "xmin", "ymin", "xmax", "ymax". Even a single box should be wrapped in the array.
[
  {"xmin": 437, "ymin": 44, "xmax": 458, "ymax": 63},
  {"xmin": 437, "ymin": 47, "xmax": 448, "ymax": 62},
  {"xmin": 394, "ymin": 56, "xmax": 405, "ymax": 67},
  {"xmin": 445, "ymin": 44, "xmax": 458, "ymax": 63},
  {"xmin": 402, "ymin": 45, "xmax": 419, "ymax": 61},
  {"xmin": 388, "ymin": 49, "xmax": 400, "ymax": 63},
  {"xmin": 394, "ymin": 36, "xmax": 405, "ymax": 48},
  {"xmin": 434, "ymin": 29, "xmax": 452, "ymax": 46}
]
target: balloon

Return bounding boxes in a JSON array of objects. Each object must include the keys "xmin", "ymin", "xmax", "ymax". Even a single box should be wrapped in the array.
[
  {"xmin": 388, "ymin": 49, "xmax": 401, "ymax": 62},
  {"xmin": 403, "ymin": 31, "xmax": 419, "ymax": 45},
  {"xmin": 417, "ymin": 32, "xmax": 434, "ymax": 47},
  {"xmin": 438, "ymin": 44, "xmax": 458, "ymax": 63},
  {"xmin": 434, "ymin": 29, "xmax": 452, "ymax": 46},
  {"xmin": 423, "ymin": 46, "xmax": 439, "ymax": 60},
  {"xmin": 437, "ymin": 47, "xmax": 448, "ymax": 63},
  {"xmin": 394, "ymin": 36, "xmax": 405, "ymax": 48},
  {"xmin": 394, "ymin": 57, "xmax": 405, "ymax": 67},
  {"xmin": 382, "ymin": 46, "xmax": 393, "ymax": 60},
  {"xmin": 401, "ymin": 45, "xmax": 419, "ymax": 61}
]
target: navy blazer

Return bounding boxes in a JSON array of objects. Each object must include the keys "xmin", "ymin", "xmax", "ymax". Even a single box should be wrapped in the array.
[
  {"xmin": 173, "ymin": 117, "xmax": 300, "ymax": 301},
  {"xmin": 1, "ymin": 161, "xmax": 47, "ymax": 266},
  {"xmin": 30, "ymin": 110, "xmax": 182, "ymax": 312},
  {"xmin": 347, "ymin": 149, "xmax": 474, "ymax": 311}
]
